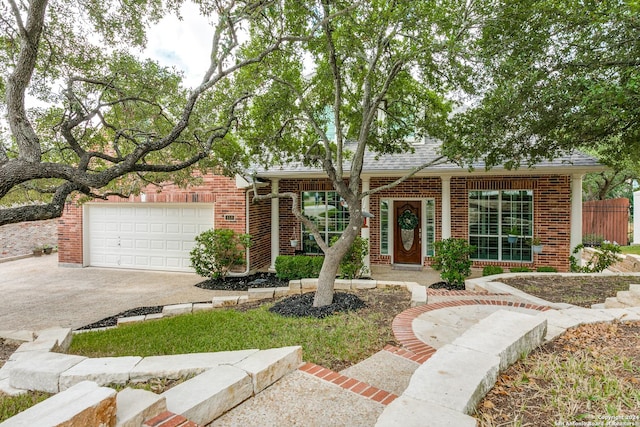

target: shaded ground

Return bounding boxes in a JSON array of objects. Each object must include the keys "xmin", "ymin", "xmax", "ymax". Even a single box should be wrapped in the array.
[
  {"xmin": 0, "ymin": 339, "xmax": 19, "ymax": 369},
  {"xmin": 501, "ymin": 275, "xmax": 639, "ymax": 307}
]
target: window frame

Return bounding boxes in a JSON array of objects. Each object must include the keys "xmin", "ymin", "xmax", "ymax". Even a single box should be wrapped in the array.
[
  {"xmin": 468, "ymin": 189, "xmax": 534, "ymax": 262},
  {"xmin": 300, "ymin": 191, "xmax": 350, "ymax": 254}
]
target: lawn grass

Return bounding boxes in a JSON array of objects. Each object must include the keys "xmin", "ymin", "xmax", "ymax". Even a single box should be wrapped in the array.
[
  {"xmin": 620, "ymin": 245, "xmax": 640, "ymax": 255},
  {"xmin": 69, "ymin": 304, "xmax": 392, "ymax": 370},
  {"xmin": 0, "ymin": 392, "xmax": 51, "ymax": 422}
]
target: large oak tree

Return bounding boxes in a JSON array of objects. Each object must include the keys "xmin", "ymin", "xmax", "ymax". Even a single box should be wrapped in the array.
[
  {"xmin": 448, "ymin": 0, "xmax": 640, "ymax": 169},
  {"xmin": 238, "ymin": 0, "xmax": 489, "ymax": 306},
  {"xmin": 0, "ymin": 0, "xmax": 298, "ymax": 225}
]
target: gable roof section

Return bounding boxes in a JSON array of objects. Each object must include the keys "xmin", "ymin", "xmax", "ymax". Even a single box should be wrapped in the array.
[{"xmin": 254, "ymin": 139, "xmax": 605, "ymax": 178}]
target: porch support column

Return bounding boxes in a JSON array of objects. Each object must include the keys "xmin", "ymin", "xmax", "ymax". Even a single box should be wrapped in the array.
[
  {"xmin": 570, "ymin": 174, "xmax": 583, "ymax": 256},
  {"xmin": 634, "ymin": 190, "xmax": 640, "ymax": 245},
  {"xmin": 441, "ymin": 176, "xmax": 451, "ymax": 239},
  {"xmin": 361, "ymin": 177, "xmax": 371, "ymax": 274},
  {"xmin": 269, "ymin": 178, "xmax": 280, "ymax": 272}
]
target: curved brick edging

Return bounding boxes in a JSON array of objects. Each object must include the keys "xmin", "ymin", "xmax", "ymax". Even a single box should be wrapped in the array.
[
  {"xmin": 298, "ymin": 362, "xmax": 398, "ymax": 406},
  {"xmin": 391, "ymin": 298, "xmax": 551, "ymax": 364}
]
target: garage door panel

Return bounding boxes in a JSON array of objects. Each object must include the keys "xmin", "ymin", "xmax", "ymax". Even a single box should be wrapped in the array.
[
  {"xmin": 150, "ymin": 240, "xmax": 165, "ymax": 250},
  {"xmin": 87, "ymin": 204, "xmax": 214, "ymax": 272}
]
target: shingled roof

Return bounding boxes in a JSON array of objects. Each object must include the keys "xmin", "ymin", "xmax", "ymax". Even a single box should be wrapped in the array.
[{"xmin": 254, "ymin": 139, "xmax": 604, "ymax": 178}]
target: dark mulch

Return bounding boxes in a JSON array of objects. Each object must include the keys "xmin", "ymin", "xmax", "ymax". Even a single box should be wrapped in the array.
[
  {"xmin": 500, "ymin": 275, "xmax": 639, "ymax": 308},
  {"xmin": 269, "ymin": 292, "xmax": 367, "ymax": 319},
  {"xmin": 76, "ymin": 305, "xmax": 165, "ymax": 330},
  {"xmin": 428, "ymin": 281, "xmax": 465, "ymax": 291},
  {"xmin": 195, "ymin": 272, "xmax": 289, "ymax": 291}
]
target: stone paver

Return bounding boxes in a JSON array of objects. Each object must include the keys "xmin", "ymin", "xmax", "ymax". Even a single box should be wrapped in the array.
[
  {"xmin": 59, "ymin": 356, "xmax": 142, "ymax": 390},
  {"xmin": 376, "ymin": 395, "xmax": 477, "ymax": 427},
  {"xmin": 9, "ymin": 352, "xmax": 87, "ymax": 393},
  {"xmin": 0, "ymin": 381, "xmax": 116, "ymax": 427},
  {"xmin": 412, "ymin": 305, "xmax": 542, "ymax": 349},
  {"xmin": 162, "ymin": 365, "xmax": 253, "ymax": 425},
  {"xmin": 340, "ymin": 350, "xmax": 419, "ymax": 396},
  {"xmin": 211, "ymin": 370, "xmax": 385, "ymax": 427},
  {"xmin": 129, "ymin": 350, "xmax": 259, "ymax": 382}
]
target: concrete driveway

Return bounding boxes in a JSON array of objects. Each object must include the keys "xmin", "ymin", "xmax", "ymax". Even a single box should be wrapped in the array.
[{"xmin": 0, "ymin": 256, "xmax": 223, "ymax": 331}]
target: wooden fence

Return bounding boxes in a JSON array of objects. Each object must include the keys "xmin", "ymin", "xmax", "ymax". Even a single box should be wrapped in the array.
[{"xmin": 582, "ymin": 198, "xmax": 630, "ymax": 245}]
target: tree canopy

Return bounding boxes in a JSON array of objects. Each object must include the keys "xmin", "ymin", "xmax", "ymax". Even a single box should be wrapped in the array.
[
  {"xmin": 447, "ymin": 0, "xmax": 640, "ymax": 170},
  {"xmin": 0, "ymin": 0, "xmax": 295, "ymax": 225},
  {"xmin": 236, "ymin": 0, "xmax": 488, "ymax": 305}
]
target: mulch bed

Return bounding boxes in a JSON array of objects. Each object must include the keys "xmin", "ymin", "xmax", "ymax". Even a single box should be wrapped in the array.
[
  {"xmin": 270, "ymin": 292, "xmax": 366, "ymax": 318},
  {"xmin": 500, "ymin": 275, "xmax": 639, "ymax": 307},
  {"xmin": 195, "ymin": 272, "xmax": 289, "ymax": 291}
]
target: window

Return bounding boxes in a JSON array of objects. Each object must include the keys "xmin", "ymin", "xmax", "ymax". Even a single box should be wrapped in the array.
[
  {"xmin": 468, "ymin": 190, "xmax": 533, "ymax": 262},
  {"xmin": 379, "ymin": 199, "xmax": 435, "ymax": 257},
  {"xmin": 301, "ymin": 191, "xmax": 350, "ymax": 254},
  {"xmin": 425, "ymin": 199, "xmax": 435, "ymax": 256},
  {"xmin": 380, "ymin": 200, "xmax": 390, "ymax": 255}
]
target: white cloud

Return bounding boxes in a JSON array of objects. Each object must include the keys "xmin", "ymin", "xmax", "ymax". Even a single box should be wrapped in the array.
[{"xmin": 143, "ymin": 2, "xmax": 214, "ymax": 88}]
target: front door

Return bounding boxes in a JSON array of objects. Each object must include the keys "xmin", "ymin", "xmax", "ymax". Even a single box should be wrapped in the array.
[{"xmin": 394, "ymin": 201, "xmax": 422, "ymax": 264}]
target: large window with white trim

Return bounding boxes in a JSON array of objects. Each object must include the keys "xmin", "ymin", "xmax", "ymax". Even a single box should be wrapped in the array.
[
  {"xmin": 468, "ymin": 190, "xmax": 533, "ymax": 262},
  {"xmin": 301, "ymin": 191, "xmax": 350, "ymax": 254}
]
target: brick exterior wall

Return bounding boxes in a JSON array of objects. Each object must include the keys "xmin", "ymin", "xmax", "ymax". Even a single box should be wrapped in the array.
[
  {"xmin": 450, "ymin": 175, "xmax": 571, "ymax": 272},
  {"xmin": 248, "ymin": 184, "xmax": 273, "ymax": 270},
  {"xmin": 277, "ymin": 174, "xmax": 572, "ymax": 272},
  {"xmin": 57, "ymin": 175, "xmax": 274, "ymax": 270},
  {"xmin": 58, "ymin": 172, "xmax": 573, "ymax": 272}
]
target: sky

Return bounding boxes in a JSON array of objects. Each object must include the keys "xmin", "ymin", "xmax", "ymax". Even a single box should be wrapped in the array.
[{"xmin": 142, "ymin": 3, "xmax": 215, "ymax": 88}]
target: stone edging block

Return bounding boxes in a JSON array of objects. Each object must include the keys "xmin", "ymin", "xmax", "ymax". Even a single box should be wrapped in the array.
[
  {"xmin": 233, "ymin": 346, "xmax": 302, "ymax": 393},
  {"xmin": 162, "ymin": 365, "xmax": 253, "ymax": 425},
  {"xmin": 0, "ymin": 380, "xmax": 116, "ymax": 427},
  {"xmin": 9, "ymin": 352, "xmax": 87, "ymax": 393}
]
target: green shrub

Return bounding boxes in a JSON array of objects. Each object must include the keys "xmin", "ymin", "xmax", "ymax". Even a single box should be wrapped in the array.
[
  {"xmin": 482, "ymin": 265, "xmax": 504, "ymax": 276},
  {"xmin": 190, "ymin": 229, "xmax": 251, "ymax": 279},
  {"xmin": 536, "ymin": 266, "xmax": 558, "ymax": 272},
  {"xmin": 330, "ymin": 235, "xmax": 369, "ymax": 279},
  {"xmin": 275, "ymin": 255, "xmax": 324, "ymax": 280},
  {"xmin": 432, "ymin": 238, "xmax": 475, "ymax": 288},
  {"xmin": 570, "ymin": 242, "xmax": 621, "ymax": 273},
  {"xmin": 509, "ymin": 266, "xmax": 532, "ymax": 273}
]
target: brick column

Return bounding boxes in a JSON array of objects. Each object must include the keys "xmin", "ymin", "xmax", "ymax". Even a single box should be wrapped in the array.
[
  {"xmin": 570, "ymin": 174, "xmax": 583, "ymax": 255},
  {"xmin": 634, "ymin": 190, "xmax": 640, "ymax": 245},
  {"xmin": 441, "ymin": 176, "xmax": 451, "ymax": 239}
]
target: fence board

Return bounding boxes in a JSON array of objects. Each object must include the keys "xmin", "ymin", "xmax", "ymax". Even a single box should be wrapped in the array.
[{"xmin": 582, "ymin": 198, "xmax": 630, "ymax": 245}]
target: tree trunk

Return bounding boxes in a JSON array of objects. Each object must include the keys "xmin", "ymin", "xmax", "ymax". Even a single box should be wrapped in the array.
[
  {"xmin": 313, "ymin": 247, "xmax": 343, "ymax": 307},
  {"xmin": 313, "ymin": 217, "xmax": 360, "ymax": 307}
]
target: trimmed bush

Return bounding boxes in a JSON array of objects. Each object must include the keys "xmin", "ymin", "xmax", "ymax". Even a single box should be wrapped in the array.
[
  {"xmin": 432, "ymin": 238, "xmax": 475, "ymax": 288},
  {"xmin": 536, "ymin": 266, "xmax": 558, "ymax": 273},
  {"xmin": 482, "ymin": 265, "xmax": 504, "ymax": 276},
  {"xmin": 330, "ymin": 235, "xmax": 369, "ymax": 279},
  {"xmin": 275, "ymin": 255, "xmax": 324, "ymax": 280},
  {"xmin": 190, "ymin": 229, "xmax": 251, "ymax": 279},
  {"xmin": 509, "ymin": 267, "xmax": 532, "ymax": 273}
]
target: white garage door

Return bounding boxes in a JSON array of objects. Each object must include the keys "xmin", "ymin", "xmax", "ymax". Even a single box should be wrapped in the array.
[{"xmin": 86, "ymin": 204, "xmax": 214, "ymax": 272}]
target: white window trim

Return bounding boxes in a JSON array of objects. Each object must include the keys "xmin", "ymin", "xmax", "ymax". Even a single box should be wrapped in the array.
[{"xmin": 380, "ymin": 198, "xmax": 436, "ymax": 263}]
